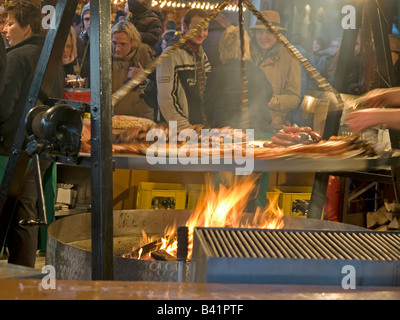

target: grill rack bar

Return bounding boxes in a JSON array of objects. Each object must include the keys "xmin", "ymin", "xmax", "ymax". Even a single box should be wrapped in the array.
[{"xmin": 196, "ymin": 228, "xmax": 400, "ymax": 261}]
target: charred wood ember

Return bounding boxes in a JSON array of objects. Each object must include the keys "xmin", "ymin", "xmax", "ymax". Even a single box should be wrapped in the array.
[
  {"xmin": 130, "ymin": 238, "xmax": 163, "ymax": 259},
  {"xmin": 129, "ymin": 234, "xmax": 177, "ymax": 260},
  {"xmin": 151, "ymin": 250, "xmax": 177, "ymax": 261}
]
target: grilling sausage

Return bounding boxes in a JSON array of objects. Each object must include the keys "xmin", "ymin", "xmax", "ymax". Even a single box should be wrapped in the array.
[
  {"xmin": 283, "ymin": 125, "xmax": 312, "ymax": 133},
  {"xmin": 275, "ymin": 132, "xmax": 302, "ymax": 143},
  {"xmin": 271, "ymin": 135, "xmax": 296, "ymax": 146},
  {"xmin": 310, "ymin": 131, "xmax": 322, "ymax": 142}
]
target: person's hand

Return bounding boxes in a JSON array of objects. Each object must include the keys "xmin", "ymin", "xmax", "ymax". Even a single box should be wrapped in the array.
[
  {"xmin": 127, "ymin": 62, "xmax": 143, "ymax": 80},
  {"xmin": 267, "ymin": 95, "xmax": 276, "ymax": 107},
  {"xmin": 345, "ymin": 108, "xmax": 382, "ymax": 132},
  {"xmin": 356, "ymin": 87, "xmax": 400, "ymax": 108}
]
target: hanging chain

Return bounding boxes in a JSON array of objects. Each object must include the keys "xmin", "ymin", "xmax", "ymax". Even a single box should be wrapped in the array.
[
  {"xmin": 111, "ymin": 0, "xmax": 232, "ymax": 108},
  {"xmin": 239, "ymin": 0, "xmax": 249, "ymax": 129}
]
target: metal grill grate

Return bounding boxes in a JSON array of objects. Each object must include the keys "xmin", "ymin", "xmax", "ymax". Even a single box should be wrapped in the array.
[{"xmin": 196, "ymin": 228, "xmax": 400, "ymax": 261}]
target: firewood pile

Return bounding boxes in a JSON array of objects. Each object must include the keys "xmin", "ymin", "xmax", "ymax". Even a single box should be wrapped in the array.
[{"xmin": 367, "ymin": 201, "xmax": 400, "ymax": 231}]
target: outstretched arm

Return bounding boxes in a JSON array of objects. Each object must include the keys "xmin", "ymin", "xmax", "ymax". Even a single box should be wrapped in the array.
[
  {"xmin": 345, "ymin": 108, "xmax": 400, "ymax": 132},
  {"xmin": 356, "ymin": 87, "xmax": 400, "ymax": 109}
]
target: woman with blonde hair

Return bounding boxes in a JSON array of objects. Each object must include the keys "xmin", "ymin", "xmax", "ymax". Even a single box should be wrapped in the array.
[
  {"xmin": 111, "ymin": 20, "xmax": 155, "ymax": 119},
  {"xmin": 203, "ymin": 25, "xmax": 273, "ymax": 138}
]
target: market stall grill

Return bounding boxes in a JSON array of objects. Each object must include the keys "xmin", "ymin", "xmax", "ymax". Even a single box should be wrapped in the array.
[
  {"xmin": 192, "ymin": 227, "xmax": 400, "ymax": 286},
  {"xmin": 46, "ymin": 209, "xmax": 375, "ymax": 283}
]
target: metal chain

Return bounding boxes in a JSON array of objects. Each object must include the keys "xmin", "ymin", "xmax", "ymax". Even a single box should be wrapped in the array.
[{"xmin": 239, "ymin": 0, "xmax": 249, "ymax": 129}]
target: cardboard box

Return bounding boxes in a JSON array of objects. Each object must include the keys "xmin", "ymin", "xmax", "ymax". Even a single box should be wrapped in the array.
[{"xmin": 56, "ymin": 187, "xmax": 77, "ymax": 205}]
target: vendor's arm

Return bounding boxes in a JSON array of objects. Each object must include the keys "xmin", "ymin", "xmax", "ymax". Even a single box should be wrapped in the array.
[
  {"xmin": 345, "ymin": 108, "xmax": 400, "ymax": 132},
  {"xmin": 156, "ymin": 52, "xmax": 191, "ymax": 129},
  {"xmin": 357, "ymin": 87, "xmax": 400, "ymax": 109}
]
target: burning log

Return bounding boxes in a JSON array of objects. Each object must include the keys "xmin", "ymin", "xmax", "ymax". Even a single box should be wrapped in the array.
[
  {"xmin": 151, "ymin": 250, "xmax": 177, "ymax": 261},
  {"xmin": 129, "ymin": 233, "xmax": 177, "ymax": 260},
  {"xmin": 130, "ymin": 238, "xmax": 163, "ymax": 259}
]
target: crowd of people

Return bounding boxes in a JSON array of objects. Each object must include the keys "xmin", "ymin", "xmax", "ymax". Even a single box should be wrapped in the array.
[{"xmin": 0, "ymin": 0, "xmax": 398, "ymax": 268}]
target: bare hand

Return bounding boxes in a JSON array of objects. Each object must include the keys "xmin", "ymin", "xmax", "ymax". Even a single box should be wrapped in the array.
[
  {"xmin": 127, "ymin": 62, "xmax": 143, "ymax": 80},
  {"xmin": 345, "ymin": 108, "xmax": 384, "ymax": 132},
  {"xmin": 356, "ymin": 87, "xmax": 400, "ymax": 109}
]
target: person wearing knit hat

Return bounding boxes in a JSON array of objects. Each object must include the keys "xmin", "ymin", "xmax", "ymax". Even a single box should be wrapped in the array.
[
  {"xmin": 127, "ymin": 0, "xmax": 163, "ymax": 49},
  {"xmin": 79, "ymin": 2, "xmax": 91, "ymax": 86},
  {"xmin": 81, "ymin": 2, "xmax": 90, "ymax": 33}
]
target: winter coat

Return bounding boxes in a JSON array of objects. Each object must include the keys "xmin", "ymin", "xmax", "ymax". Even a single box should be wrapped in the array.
[
  {"xmin": 0, "ymin": 36, "xmax": 64, "ymax": 155},
  {"xmin": 251, "ymin": 41, "xmax": 301, "ymax": 131},
  {"xmin": 128, "ymin": 0, "xmax": 163, "ymax": 48},
  {"xmin": 202, "ymin": 19, "xmax": 226, "ymax": 69},
  {"xmin": 63, "ymin": 58, "xmax": 79, "ymax": 77},
  {"xmin": 0, "ymin": 35, "xmax": 5, "ymax": 97},
  {"xmin": 204, "ymin": 60, "xmax": 274, "ymax": 138},
  {"xmin": 156, "ymin": 35, "xmax": 211, "ymax": 129},
  {"xmin": 155, "ymin": 29, "xmax": 176, "ymax": 56},
  {"xmin": 112, "ymin": 43, "xmax": 155, "ymax": 119},
  {"xmin": 79, "ymin": 30, "xmax": 90, "ymax": 86},
  {"xmin": 305, "ymin": 49, "xmax": 330, "ymax": 91}
]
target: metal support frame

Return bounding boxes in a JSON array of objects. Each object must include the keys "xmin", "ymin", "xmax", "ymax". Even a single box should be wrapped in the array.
[{"xmin": 89, "ymin": 1, "xmax": 114, "ymax": 281}]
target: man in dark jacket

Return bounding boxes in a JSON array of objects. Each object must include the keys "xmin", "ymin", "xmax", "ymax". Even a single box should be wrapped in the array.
[
  {"xmin": 202, "ymin": 13, "xmax": 231, "ymax": 69},
  {"xmin": 0, "ymin": 1, "xmax": 64, "ymax": 268},
  {"xmin": 127, "ymin": 0, "xmax": 163, "ymax": 49}
]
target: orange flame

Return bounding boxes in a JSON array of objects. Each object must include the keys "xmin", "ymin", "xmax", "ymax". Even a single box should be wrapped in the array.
[{"xmin": 155, "ymin": 173, "xmax": 284, "ymax": 259}]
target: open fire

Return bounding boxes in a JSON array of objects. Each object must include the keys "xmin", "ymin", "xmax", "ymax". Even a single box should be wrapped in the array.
[{"xmin": 130, "ymin": 173, "xmax": 284, "ymax": 260}]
